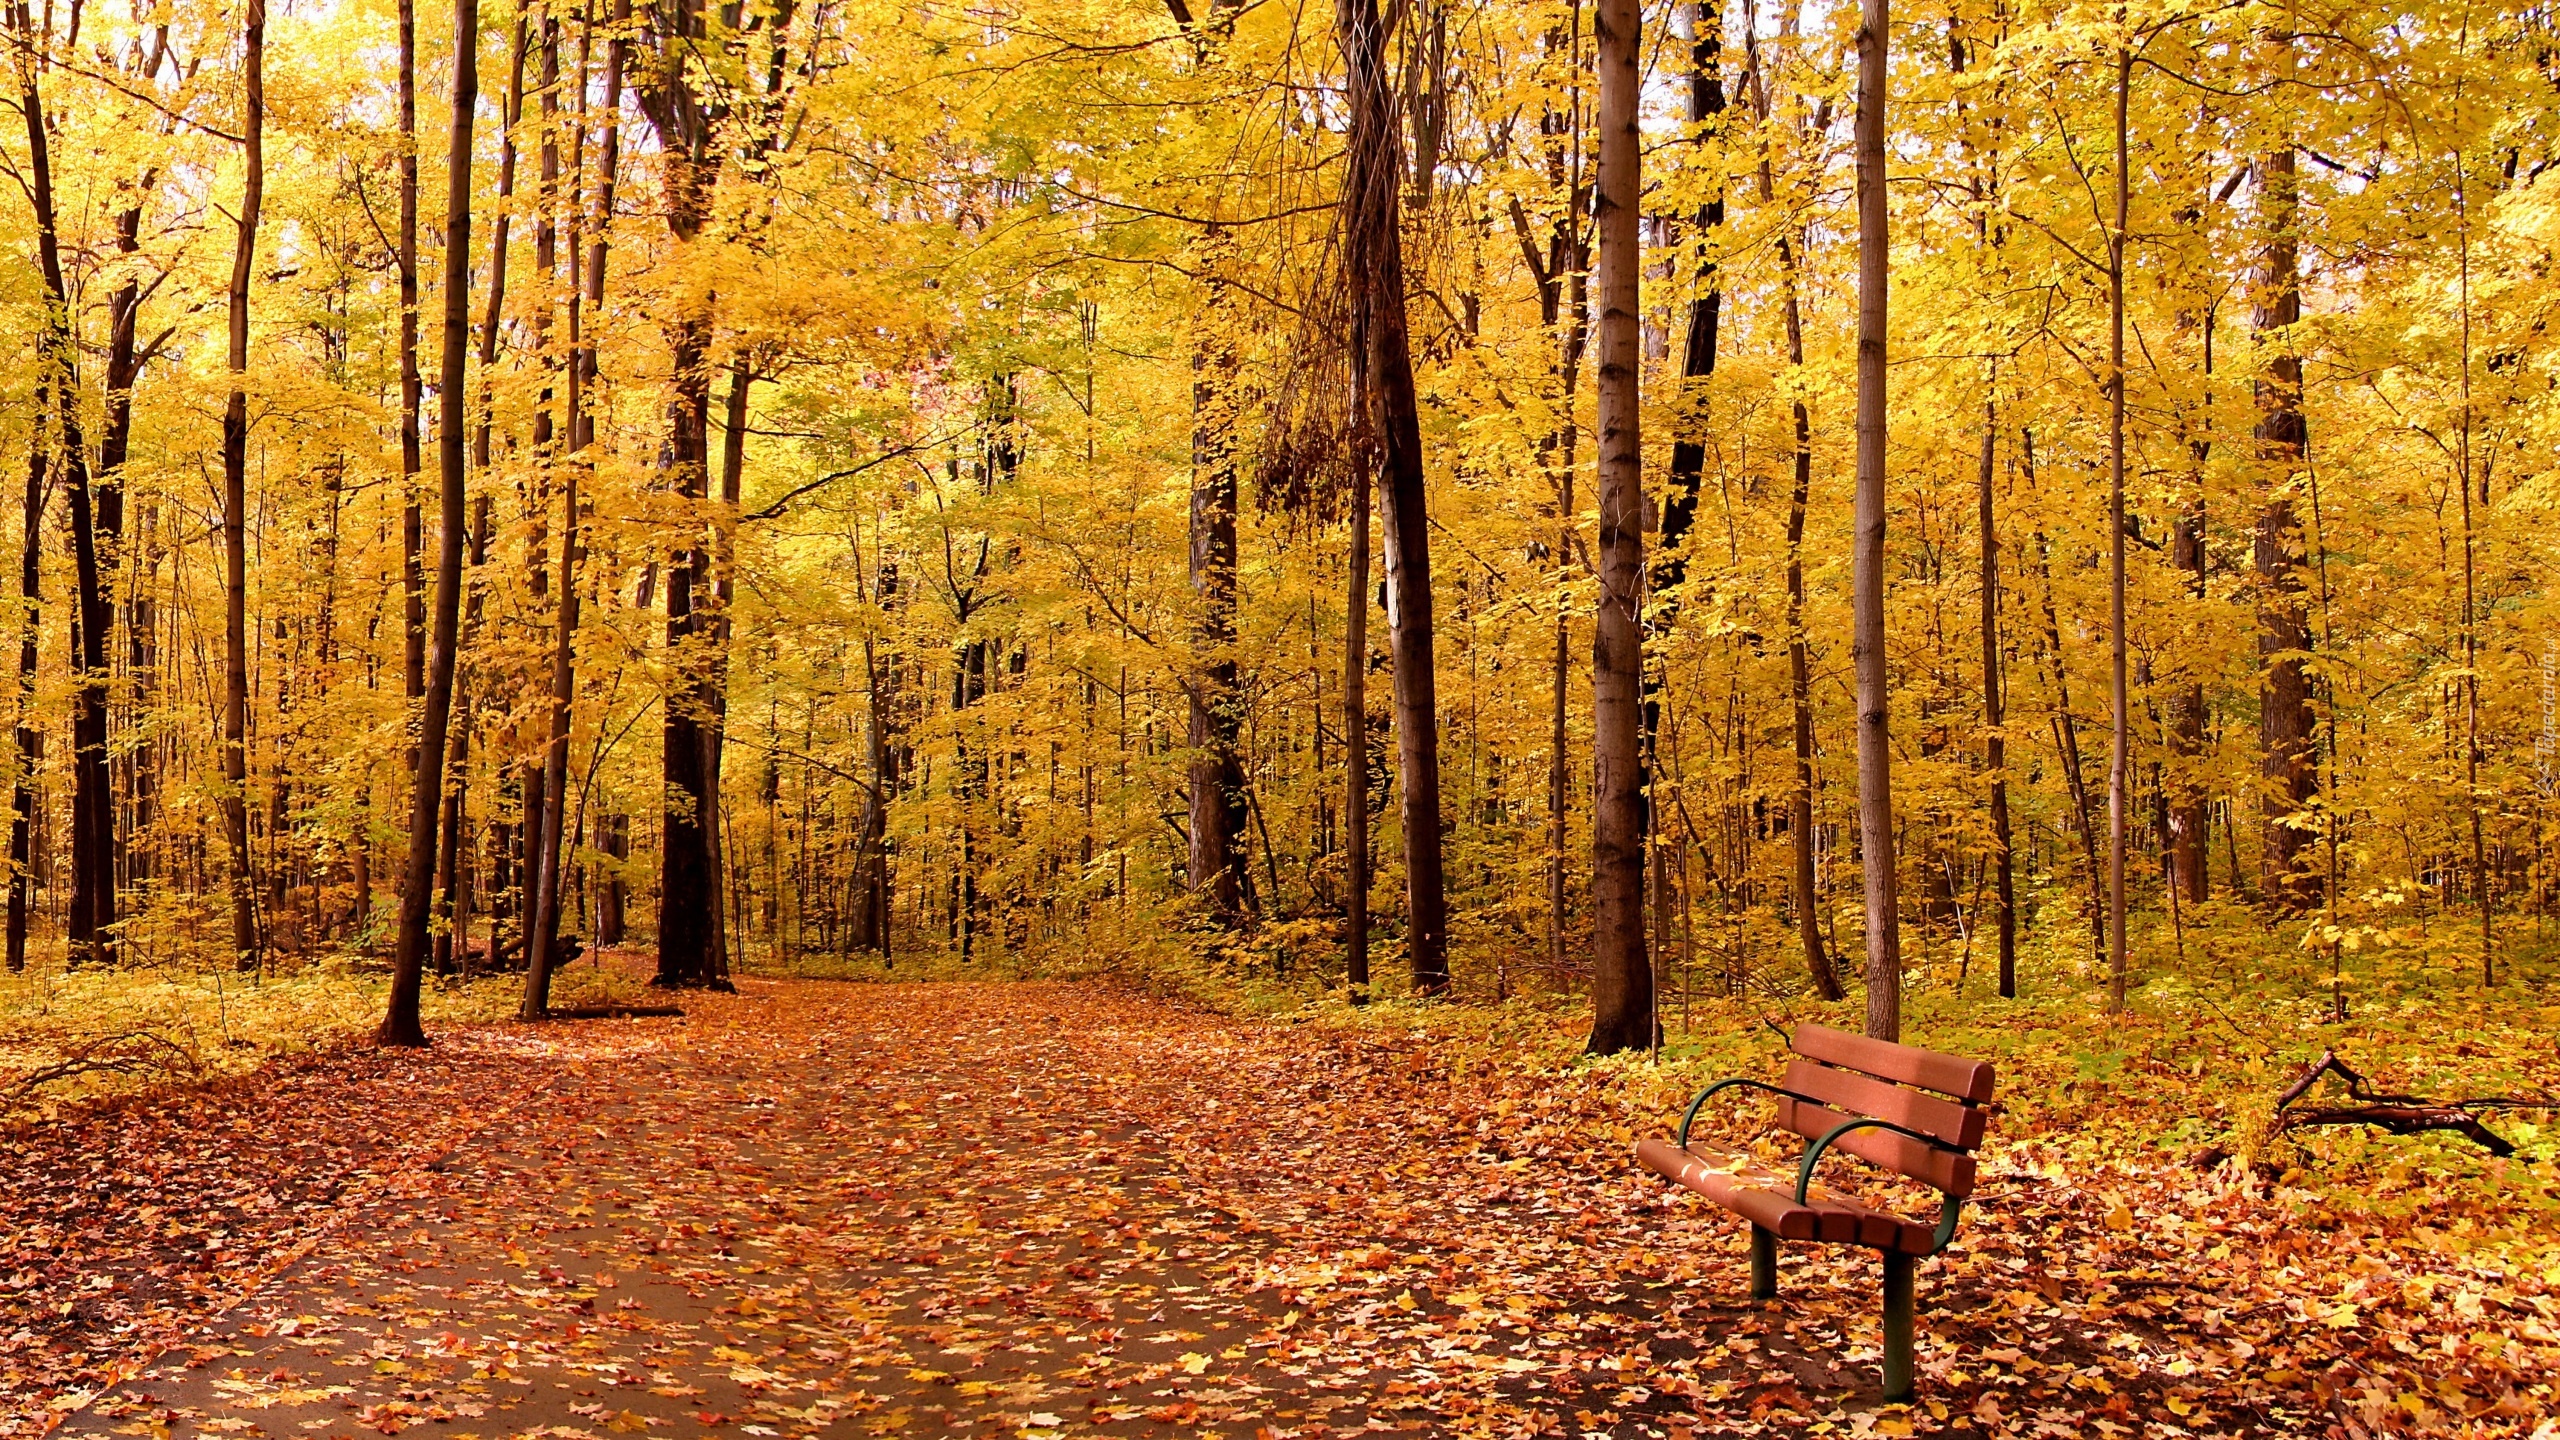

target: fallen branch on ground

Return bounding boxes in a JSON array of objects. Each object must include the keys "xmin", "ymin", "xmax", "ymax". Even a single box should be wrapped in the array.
[
  {"xmin": 2273, "ymin": 1050, "xmax": 2558, "ymax": 1158},
  {"xmin": 9, "ymin": 1031, "xmax": 206, "ymax": 1094}
]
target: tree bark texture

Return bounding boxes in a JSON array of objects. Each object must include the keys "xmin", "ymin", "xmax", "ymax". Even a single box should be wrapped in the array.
[
  {"xmin": 1338, "ymin": 0, "xmax": 1449, "ymax": 994},
  {"xmin": 1586, "ymin": 0, "xmax": 1651, "ymax": 1053},
  {"xmin": 2253, "ymin": 146, "xmax": 2318, "ymax": 911},
  {"xmin": 1852, "ymin": 0, "xmax": 1899, "ymax": 1040},
  {"xmin": 380, "ymin": 0, "xmax": 476, "ymax": 1046}
]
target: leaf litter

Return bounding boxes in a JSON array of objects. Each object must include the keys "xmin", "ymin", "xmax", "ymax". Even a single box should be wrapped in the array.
[{"xmin": 11, "ymin": 979, "xmax": 2556, "ymax": 1438}]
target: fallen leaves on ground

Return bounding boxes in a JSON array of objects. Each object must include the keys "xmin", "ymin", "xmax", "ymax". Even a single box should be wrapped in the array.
[{"xmin": 14, "ymin": 977, "xmax": 2558, "ymax": 1439}]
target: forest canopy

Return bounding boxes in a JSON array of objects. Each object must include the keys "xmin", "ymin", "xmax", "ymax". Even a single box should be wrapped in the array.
[{"xmin": 0, "ymin": 0, "xmax": 2549, "ymax": 1050}]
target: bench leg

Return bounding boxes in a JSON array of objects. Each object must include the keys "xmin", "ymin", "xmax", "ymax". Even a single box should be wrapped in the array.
[
  {"xmin": 1880, "ymin": 1250, "xmax": 1915, "ymax": 1401},
  {"xmin": 1748, "ymin": 1225, "xmax": 1777, "ymax": 1300}
]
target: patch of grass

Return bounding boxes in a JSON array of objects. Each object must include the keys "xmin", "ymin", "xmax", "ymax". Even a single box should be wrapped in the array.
[{"xmin": 0, "ymin": 939, "xmax": 655, "ymax": 1120}]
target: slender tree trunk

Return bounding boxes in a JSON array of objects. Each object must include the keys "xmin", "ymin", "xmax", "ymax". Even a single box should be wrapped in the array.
[
  {"xmin": 637, "ymin": 0, "xmax": 728, "ymax": 989},
  {"xmin": 1536, "ymin": 93, "xmax": 1588, "ymax": 982},
  {"xmin": 220, "ymin": 0, "xmax": 268, "ymax": 973},
  {"xmin": 2104, "ymin": 53, "xmax": 2131, "ymax": 1012},
  {"xmin": 1979, "ymin": 401, "xmax": 2016, "ymax": 997},
  {"xmin": 1585, "ymin": 0, "xmax": 1649, "ymax": 1051},
  {"xmin": 7, "ymin": 395, "xmax": 44, "ymax": 973},
  {"xmin": 105, "ymin": 186, "xmax": 149, "ymax": 890},
  {"xmin": 2168, "ymin": 293, "xmax": 2212, "ymax": 905},
  {"xmin": 399, "ymin": 0, "xmax": 426, "ymax": 709},
  {"xmin": 1746, "ymin": 27, "xmax": 1840, "ymax": 1002},
  {"xmin": 528, "ymin": 0, "xmax": 621, "ymax": 1011},
  {"xmin": 1187, "ymin": 234, "xmax": 1247, "ymax": 922},
  {"xmin": 1640, "ymin": 0, "xmax": 1726, "ymax": 1004},
  {"xmin": 2253, "ymin": 145, "xmax": 2317, "ymax": 911},
  {"xmin": 1344, "ymin": 471, "xmax": 1372, "ymax": 993},
  {"xmin": 1850, "ymin": 0, "xmax": 1899, "ymax": 1040},
  {"xmin": 11, "ymin": 17, "xmax": 117, "ymax": 968},
  {"xmin": 2453, "ymin": 148, "xmax": 2491, "ymax": 984},
  {"xmin": 704, "ymin": 358, "xmax": 752, "ymax": 983},
  {"xmin": 380, "ymin": 0, "xmax": 477, "ymax": 1045},
  {"xmin": 1339, "ymin": 0, "xmax": 1449, "ymax": 994}
]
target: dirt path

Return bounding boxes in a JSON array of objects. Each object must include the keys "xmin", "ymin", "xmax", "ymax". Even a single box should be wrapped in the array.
[{"xmin": 32, "ymin": 978, "xmax": 2524, "ymax": 1439}]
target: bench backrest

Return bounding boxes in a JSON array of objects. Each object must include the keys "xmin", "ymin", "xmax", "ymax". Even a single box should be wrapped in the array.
[{"xmin": 1773, "ymin": 1023, "xmax": 1995, "ymax": 1199}]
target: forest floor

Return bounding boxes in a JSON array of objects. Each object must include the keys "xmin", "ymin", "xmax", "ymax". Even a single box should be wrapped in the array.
[{"xmin": 6, "ymin": 973, "xmax": 2558, "ymax": 1439}]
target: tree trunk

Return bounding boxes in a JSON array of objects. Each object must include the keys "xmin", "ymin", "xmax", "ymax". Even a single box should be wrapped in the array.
[
  {"xmin": 1343, "ymin": 471, "xmax": 1371, "ymax": 993},
  {"xmin": 2168, "ymin": 280, "xmax": 2212, "ymax": 906},
  {"xmin": 636, "ymin": 0, "xmax": 729, "ymax": 990},
  {"xmin": 1338, "ymin": 0, "xmax": 1449, "ymax": 994},
  {"xmin": 528, "ymin": 0, "xmax": 622, "ymax": 1011},
  {"xmin": 221, "ymin": 0, "xmax": 268, "ymax": 973},
  {"xmin": 7, "ymin": 395, "xmax": 44, "ymax": 974},
  {"xmin": 1852, "ymin": 0, "xmax": 1899, "ymax": 1040},
  {"xmin": 380, "ymin": 0, "xmax": 477, "ymax": 1045},
  {"xmin": 1641, "ymin": 0, "xmax": 1726, "ymax": 1000},
  {"xmin": 1187, "ymin": 236, "xmax": 1247, "ymax": 922},
  {"xmin": 105, "ymin": 186, "xmax": 149, "ymax": 891},
  {"xmin": 2253, "ymin": 145, "xmax": 2318, "ymax": 911},
  {"xmin": 2104, "ymin": 52, "xmax": 2131, "ymax": 1012},
  {"xmin": 1746, "ymin": 22, "xmax": 1841, "ymax": 1003},
  {"xmin": 11, "ymin": 18, "xmax": 117, "ymax": 968},
  {"xmin": 1978, "ymin": 402, "xmax": 2016, "ymax": 997},
  {"xmin": 1585, "ymin": 0, "xmax": 1650, "ymax": 1052},
  {"xmin": 399, "ymin": 0, "xmax": 426, "ymax": 710}
]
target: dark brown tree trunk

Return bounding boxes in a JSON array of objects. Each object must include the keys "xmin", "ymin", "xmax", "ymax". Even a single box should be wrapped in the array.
[
  {"xmin": 1641, "ymin": 0, "xmax": 1726, "ymax": 994},
  {"xmin": 2253, "ymin": 146, "xmax": 2318, "ymax": 911},
  {"xmin": 527, "ymin": 0, "xmax": 622, "ymax": 1013},
  {"xmin": 1338, "ymin": 0, "xmax": 1449, "ymax": 994},
  {"xmin": 1585, "ymin": 0, "xmax": 1649, "ymax": 1051},
  {"xmin": 1343, "ymin": 471, "xmax": 1371, "ymax": 993},
  {"xmin": 380, "ymin": 0, "xmax": 477, "ymax": 1045},
  {"xmin": 221, "ymin": 0, "xmax": 267, "ymax": 973},
  {"xmin": 1979, "ymin": 403, "xmax": 2016, "ymax": 997},
  {"xmin": 598, "ymin": 813, "xmax": 627, "ymax": 944},
  {"xmin": 635, "ymin": 0, "xmax": 728, "ymax": 989},
  {"xmin": 7, "ymin": 394, "xmax": 44, "ymax": 973},
  {"xmin": 1747, "ymin": 22, "xmax": 1841, "ymax": 1002},
  {"xmin": 2168, "ymin": 278, "xmax": 2212, "ymax": 906},
  {"xmin": 2104, "ymin": 53, "xmax": 2131, "ymax": 1011},
  {"xmin": 105, "ymin": 186, "xmax": 150, "ymax": 891},
  {"xmin": 1851, "ymin": 0, "xmax": 1899, "ymax": 1040},
  {"xmin": 1187, "ymin": 239, "xmax": 1247, "ymax": 923},
  {"xmin": 655, "ymin": 303, "xmax": 719, "ymax": 987},
  {"xmin": 399, "ymin": 0, "xmax": 426, "ymax": 710},
  {"xmin": 11, "ymin": 12, "xmax": 116, "ymax": 968},
  {"xmin": 1518, "ymin": 50, "xmax": 1588, "ymax": 982}
]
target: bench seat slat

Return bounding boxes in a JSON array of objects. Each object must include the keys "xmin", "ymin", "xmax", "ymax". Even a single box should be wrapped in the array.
[
  {"xmin": 1792, "ymin": 1022, "xmax": 1994, "ymax": 1102},
  {"xmin": 1636, "ymin": 1138, "xmax": 1938, "ymax": 1255},
  {"xmin": 1781, "ymin": 1058, "xmax": 1987, "ymax": 1150},
  {"xmin": 1775, "ymin": 1098, "xmax": 1979, "ymax": 1198}
]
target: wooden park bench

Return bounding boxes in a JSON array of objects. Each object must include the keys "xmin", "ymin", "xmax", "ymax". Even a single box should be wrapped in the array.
[{"xmin": 1636, "ymin": 1023, "xmax": 1995, "ymax": 1400}]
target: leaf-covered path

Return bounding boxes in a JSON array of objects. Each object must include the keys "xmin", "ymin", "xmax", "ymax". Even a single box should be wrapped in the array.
[{"xmin": 26, "ymin": 980, "xmax": 2560, "ymax": 1439}]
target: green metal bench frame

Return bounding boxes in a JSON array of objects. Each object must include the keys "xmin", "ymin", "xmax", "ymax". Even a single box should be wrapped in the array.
[{"xmin": 1645, "ymin": 1027, "xmax": 1995, "ymax": 1401}]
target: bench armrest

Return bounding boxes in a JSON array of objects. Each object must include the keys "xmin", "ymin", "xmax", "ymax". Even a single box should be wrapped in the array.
[
  {"xmin": 1675, "ymin": 1077, "xmax": 1826, "ymax": 1149},
  {"xmin": 1796, "ymin": 1115, "xmax": 1970, "ymax": 1257}
]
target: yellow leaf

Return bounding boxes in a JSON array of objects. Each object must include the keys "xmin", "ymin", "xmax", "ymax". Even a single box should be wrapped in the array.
[{"xmin": 1179, "ymin": 1352, "xmax": 1211, "ymax": 1375}]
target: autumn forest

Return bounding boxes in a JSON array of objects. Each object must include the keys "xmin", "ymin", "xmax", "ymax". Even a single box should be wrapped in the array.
[{"xmin": 2, "ymin": 0, "xmax": 2558, "ymax": 1434}]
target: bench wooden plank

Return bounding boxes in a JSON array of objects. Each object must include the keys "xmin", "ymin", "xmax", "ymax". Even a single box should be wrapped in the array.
[
  {"xmin": 1781, "ymin": 1057, "xmax": 1988, "ymax": 1150},
  {"xmin": 1637, "ymin": 1139, "xmax": 1939, "ymax": 1253},
  {"xmin": 1775, "ymin": 1097, "xmax": 1981, "ymax": 1197},
  {"xmin": 1792, "ymin": 1022, "xmax": 1994, "ymax": 1102}
]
